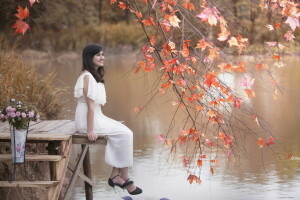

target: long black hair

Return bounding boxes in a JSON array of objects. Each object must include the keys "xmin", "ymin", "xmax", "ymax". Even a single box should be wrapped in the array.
[{"xmin": 82, "ymin": 44, "xmax": 105, "ymax": 83}]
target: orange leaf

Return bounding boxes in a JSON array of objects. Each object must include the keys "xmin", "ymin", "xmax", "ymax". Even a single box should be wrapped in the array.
[
  {"xmin": 208, "ymin": 48, "xmax": 219, "ymax": 58},
  {"xmin": 200, "ymin": 155, "xmax": 206, "ymax": 158},
  {"xmin": 218, "ymin": 24, "xmax": 230, "ymax": 41},
  {"xmin": 244, "ymin": 89, "xmax": 255, "ymax": 99},
  {"xmin": 274, "ymin": 22, "xmax": 281, "ymax": 29},
  {"xmin": 187, "ymin": 174, "xmax": 201, "ymax": 184},
  {"xmin": 272, "ymin": 54, "xmax": 280, "ymax": 60},
  {"xmin": 150, "ymin": 35, "xmax": 156, "ymax": 46},
  {"xmin": 11, "ymin": 20, "xmax": 30, "ymax": 35},
  {"xmin": 136, "ymin": 11, "xmax": 143, "ymax": 19},
  {"xmin": 197, "ymin": 159, "xmax": 203, "ymax": 167},
  {"xmin": 204, "ymin": 71, "xmax": 217, "ymax": 88},
  {"xmin": 210, "ymin": 167, "xmax": 214, "ymax": 174},
  {"xmin": 257, "ymin": 138, "xmax": 264, "ymax": 148},
  {"xmin": 217, "ymin": 63, "xmax": 232, "ymax": 72},
  {"xmin": 195, "ymin": 105, "xmax": 204, "ymax": 111},
  {"xmin": 255, "ymin": 63, "xmax": 268, "ymax": 71},
  {"xmin": 14, "ymin": 6, "xmax": 29, "ymax": 20},
  {"xmin": 196, "ymin": 39, "xmax": 211, "ymax": 51},
  {"xmin": 110, "ymin": 0, "xmax": 117, "ymax": 4},
  {"xmin": 118, "ymin": 2, "xmax": 127, "ymax": 10},
  {"xmin": 133, "ymin": 106, "xmax": 141, "ymax": 112},
  {"xmin": 233, "ymin": 62, "xmax": 246, "ymax": 72}
]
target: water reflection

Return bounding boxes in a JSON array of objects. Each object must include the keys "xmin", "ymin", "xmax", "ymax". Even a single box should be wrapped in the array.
[{"xmin": 35, "ymin": 52, "xmax": 300, "ymax": 200}]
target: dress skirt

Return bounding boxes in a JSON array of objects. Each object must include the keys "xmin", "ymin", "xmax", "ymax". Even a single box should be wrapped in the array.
[{"xmin": 75, "ymin": 102, "xmax": 133, "ymax": 168}]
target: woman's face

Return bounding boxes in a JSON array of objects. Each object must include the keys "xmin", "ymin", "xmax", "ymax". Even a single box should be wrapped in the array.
[{"xmin": 92, "ymin": 51, "xmax": 105, "ymax": 67}]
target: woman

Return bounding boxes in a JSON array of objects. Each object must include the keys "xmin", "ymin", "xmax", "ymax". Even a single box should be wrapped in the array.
[{"xmin": 74, "ymin": 44, "xmax": 142, "ymax": 195}]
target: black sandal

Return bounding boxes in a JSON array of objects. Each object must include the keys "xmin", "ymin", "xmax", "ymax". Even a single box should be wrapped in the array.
[
  {"xmin": 108, "ymin": 175, "xmax": 133, "ymax": 189},
  {"xmin": 124, "ymin": 178, "xmax": 143, "ymax": 195}
]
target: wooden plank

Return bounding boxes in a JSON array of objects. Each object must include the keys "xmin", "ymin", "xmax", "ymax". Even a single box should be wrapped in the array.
[
  {"xmin": 0, "ymin": 133, "xmax": 71, "ymax": 142},
  {"xmin": 72, "ymin": 134, "xmax": 107, "ymax": 145},
  {"xmin": 63, "ymin": 144, "xmax": 88, "ymax": 200},
  {"xmin": 78, "ymin": 171, "xmax": 94, "ymax": 187},
  {"xmin": 56, "ymin": 139, "xmax": 72, "ymax": 200},
  {"xmin": 0, "ymin": 181, "xmax": 59, "ymax": 188},
  {"xmin": 0, "ymin": 154, "xmax": 64, "ymax": 162},
  {"xmin": 48, "ymin": 121, "xmax": 76, "ymax": 135},
  {"xmin": 28, "ymin": 120, "xmax": 71, "ymax": 133}
]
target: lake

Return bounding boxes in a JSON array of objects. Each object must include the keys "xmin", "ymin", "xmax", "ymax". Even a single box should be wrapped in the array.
[{"xmin": 36, "ymin": 51, "xmax": 300, "ymax": 200}]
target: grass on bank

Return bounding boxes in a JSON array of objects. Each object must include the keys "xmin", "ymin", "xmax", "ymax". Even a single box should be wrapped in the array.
[{"xmin": 0, "ymin": 38, "xmax": 66, "ymax": 119}]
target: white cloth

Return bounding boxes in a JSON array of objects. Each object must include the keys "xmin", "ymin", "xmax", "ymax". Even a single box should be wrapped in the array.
[{"xmin": 74, "ymin": 71, "xmax": 133, "ymax": 168}]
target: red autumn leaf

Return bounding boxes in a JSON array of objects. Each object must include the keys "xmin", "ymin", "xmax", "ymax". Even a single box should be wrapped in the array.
[
  {"xmin": 196, "ymin": 39, "xmax": 211, "ymax": 51},
  {"xmin": 195, "ymin": 105, "xmax": 204, "ymax": 111},
  {"xmin": 234, "ymin": 98, "xmax": 242, "ymax": 109},
  {"xmin": 255, "ymin": 63, "xmax": 268, "ymax": 71},
  {"xmin": 136, "ymin": 11, "xmax": 143, "ymax": 19},
  {"xmin": 266, "ymin": 137, "xmax": 276, "ymax": 146},
  {"xmin": 182, "ymin": 0, "xmax": 195, "ymax": 11},
  {"xmin": 181, "ymin": 156, "xmax": 191, "ymax": 167},
  {"xmin": 176, "ymin": 78, "xmax": 187, "ymax": 86},
  {"xmin": 155, "ymin": 134, "xmax": 165, "ymax": 143},
  {"xmin": 257, "ymin": 138, "xmax": 264, "ymax": 148},
  {"xmin": 118, "ymin": 2, "xmax": 127, "ymax": 10},
  {"xmin": 110, "ymin": 0, "xmax": 117, "ymax": 4},
  {"xmin": 200, "ymin": 155, "xmax": 206, "ymax": 158},
  {"xmin": 208, "ymin": 48, "xmax": 220, "ymax": 59},
  {"xmin": 233, "ymin": 62, "xmax": 246, "ymax": 72},
  {"xmin": 150, "ymin": 35, "xmax": 156, "ymax": 46},
  {"xmin": 11, "ymin": 20, "xmax": 30, "ymax": 35},
  {"xmin": 244, "ymin": 89, "xmax": 255, "ymax": 99},
  {"xmin": 217, "ymin": 63, "xmax": 232, "ymax": 72},
  {"xmin": 273, "ymin": 54, "xmax": 280, "ymax": 60},
  {"xmin": 218, "ymin": 132, "xmax": 225, "ymax": 139},
  {"xmin": 133, "ymin": 106, "xmax": 141, "ymax": 112},
  {"xmin": 204, "ymin": 71, "xmax": 217, "ymax": 88},
  {"xmin": 14, "ymin": 6, "xmax": 29, "ymax": 20},
  {"xmin": 210, "ymin": 167, "xmax": 214, "ymax": 174},
  {"xmin": 197, "ymin": 159, "xmax": 203, "ymax": 167},
  {"xmin": 187, "ymin": 174, "xmax": 201, "ymax": 184},
  {"xmin": 274, "ymin": 22, "xmax": 281, "ymax": 29}
]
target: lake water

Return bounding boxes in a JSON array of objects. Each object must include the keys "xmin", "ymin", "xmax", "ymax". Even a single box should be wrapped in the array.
[{"xmin": 36, "ymin": 51, "xmax": 300, "ymax": 200}]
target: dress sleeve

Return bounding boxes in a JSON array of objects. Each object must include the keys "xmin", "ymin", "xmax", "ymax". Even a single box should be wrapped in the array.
[{"xmin": 74, "ymin": 74, "xmax": 97, "ymax": 101}]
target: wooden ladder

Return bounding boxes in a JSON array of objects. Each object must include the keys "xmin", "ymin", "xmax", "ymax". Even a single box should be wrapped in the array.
[{"xmin": 0, "ymin": 133, "xmax": 72, "ymax": 200}]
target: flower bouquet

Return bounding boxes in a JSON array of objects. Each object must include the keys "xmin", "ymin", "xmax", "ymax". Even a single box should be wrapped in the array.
[{"xmin": 0, "ymin": 99, "xmax": 40, "ymax": 163}]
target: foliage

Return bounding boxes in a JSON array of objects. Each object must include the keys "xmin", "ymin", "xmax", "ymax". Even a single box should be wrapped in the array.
[
  {"xmin": 0, "ymin": 99, "xmax": 40, "ymax": 129},
  {"xmin": 0, "ymin": 37, "xmax": 66, "ymax": 119},
  {"xmin": 112, "ymin": 0, "xmax": 299, "ymax": 183}
]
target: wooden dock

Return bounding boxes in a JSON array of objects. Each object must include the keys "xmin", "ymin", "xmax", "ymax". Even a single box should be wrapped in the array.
[{"xmin": 0, "ymin": 120, "xmax": 107, "ymax": 200}]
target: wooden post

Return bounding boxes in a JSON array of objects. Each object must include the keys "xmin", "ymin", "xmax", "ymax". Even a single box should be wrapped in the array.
[
  {"xmin": 48, "ymin": 141, "xmax": 60, "ymax": 181},
  {"xmin": 82, "ymin": 144, "xmax": 93, "ymax": 200}
]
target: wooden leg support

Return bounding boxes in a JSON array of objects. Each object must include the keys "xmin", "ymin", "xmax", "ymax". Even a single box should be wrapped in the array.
[
  {"xmin": 82, "ymin": 144, "xmax": 93, "ymax": 200},
  {"xmin": 63, "ymin": 144, "xmax": 94, "ymax": 200}
]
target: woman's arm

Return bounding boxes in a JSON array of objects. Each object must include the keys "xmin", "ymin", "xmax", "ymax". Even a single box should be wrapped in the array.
[{"xmin": 83, "ymin": 75, "xmax": 98, "ymax": 141}]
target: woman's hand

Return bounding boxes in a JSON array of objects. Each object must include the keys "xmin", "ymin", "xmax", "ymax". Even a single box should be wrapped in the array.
[{"xmin": 87, "ymin": 131, "xmax": 98, "ymax": 141}]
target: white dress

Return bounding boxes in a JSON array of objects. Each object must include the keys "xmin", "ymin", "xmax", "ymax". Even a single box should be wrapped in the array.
[{"xmin": 74, "ymin": 71, "xmax": 133, "ymax": 168}]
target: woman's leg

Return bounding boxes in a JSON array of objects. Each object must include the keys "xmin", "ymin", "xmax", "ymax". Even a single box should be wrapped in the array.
[{"xmin": 120, "ymin": 167, "xmax": 139, "ymax": 193}]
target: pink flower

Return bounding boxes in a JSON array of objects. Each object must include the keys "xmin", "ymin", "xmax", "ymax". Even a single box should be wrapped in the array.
[
  {"xmin": 0, "ymin": 114, "xmax": 4, "ymax": 119},
  {"xmin": 6, "ymin": 106, "xmax": 12, "ymax": 112},
  {"xmin": 21, "ymin": 113, "xmax": 26, "ymax": 118},
  {"xmin": 10, "ymin": 112, "xmax": 16, "ymax": 118},
  {"xmin": 16, "ymin": 112, "xmax": 21, "ymax": 117},
  {"xmin": 28, "ymin": 111, "xmax": 34, "ymax": 118}
]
